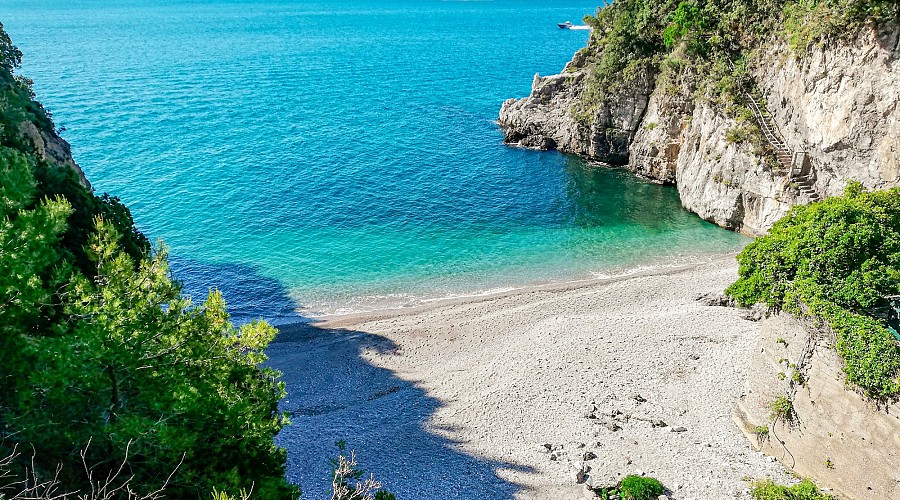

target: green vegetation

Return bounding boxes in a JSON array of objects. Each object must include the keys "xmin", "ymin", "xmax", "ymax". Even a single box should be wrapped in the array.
[
  {"xmin": 576, "ymin": 0, "xmax": 667, "ymax": 120},
  {"xmin": 590, "ymin": 475, "xmax": 666, "ymax": 500},
  {"xmin": 770, "ymin": 395, "xmax": 795, "ymax": 422},
  {"xmin": 575, "ymin": 1, "xmax": 898, "ymax": 119},
  {"xmin": 0, "ymin": 22, "xmax": 299, "ymax": 498},
  {"xmin": 728, "ymin": 184, "xmax": 900, "ymax": 399},
  {"xmin": 750, "ymin": 478, "xmax": 834, "ymax": 499},
  {"xmin": 785, "ymin": 0, "xmax": 900, "ymax": 51},
  {"xmin": 620, "ymin": 475, "xmax": 665, "ymax": 500},
  {"xmin": 753, "ymin": 425, "xmax": 770, "ymax": 437},
  {"xmin": 724, "ymin": 123, "xmax": 758, "ymax": 144}
]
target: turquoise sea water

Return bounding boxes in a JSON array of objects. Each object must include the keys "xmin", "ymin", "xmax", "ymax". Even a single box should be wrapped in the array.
[{"xmin": 4, "ymin": 0, "xmax": 748, "ymax": 321}]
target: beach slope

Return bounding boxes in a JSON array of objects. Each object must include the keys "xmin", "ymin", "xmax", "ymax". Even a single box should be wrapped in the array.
[{"xmin": 269, "ymin": 258, "xmax": 791, "ymax": 499}]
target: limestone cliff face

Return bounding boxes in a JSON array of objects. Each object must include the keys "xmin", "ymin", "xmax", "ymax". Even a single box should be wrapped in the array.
[
  {"xmin": 756, "ymin": 26, "xmax": 900, "ymax": 198},
  {"xmin": 499, "ymin": 26, "xmax": 900, "ymax": 235},
  {"xmin": 671, "ymin": 103, "xmax": 802, "ymax": 235},
  {"xmin": 499, "ymin": 51, "xmax": 655, "ymax": 166},
  {"xmin": 18, "ymin": 120, "xmax": 91, "ymax": 190}
]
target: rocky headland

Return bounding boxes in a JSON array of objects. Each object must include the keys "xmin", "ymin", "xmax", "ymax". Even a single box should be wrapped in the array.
[{"xmin": 499, "ymin": 24, "xmax": 900, "ymax": 236}]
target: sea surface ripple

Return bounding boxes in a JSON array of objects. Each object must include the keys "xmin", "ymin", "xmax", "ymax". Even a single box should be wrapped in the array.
[{"xmin": 4, "ymin": 0, "xmax": 749, "ymax": 321}]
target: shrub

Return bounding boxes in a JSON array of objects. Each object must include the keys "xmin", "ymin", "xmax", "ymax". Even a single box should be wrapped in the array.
[
  {"xmin": 770, "ymin": 395, "xmax": 794, "ymax": 422},
  {"xmin": 728, "ymin": 184, "xmax": 900, "ymax": 399},
  {"xmin": 784, "ymin": 0, "xmax": 900, "ymax": 51},
  {"xmin": 725, "ymin": 124, "xmax": 756, "ymax": 144},
  {"xmin": 750, "ymin": 478, "xmax": 833, "ymax": 499},
  {"xmin": 330, "ymin": 442, "xmax": 395, "ymax": 500},
  {"xmin": 620, "ymin": 475, "xmax": 665, "ymax": 500}
]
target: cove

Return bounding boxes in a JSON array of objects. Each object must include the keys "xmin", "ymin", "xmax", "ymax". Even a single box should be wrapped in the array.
[{"xmin": 4, "ymin": 0, "xmax": 749, "ymax": 319}]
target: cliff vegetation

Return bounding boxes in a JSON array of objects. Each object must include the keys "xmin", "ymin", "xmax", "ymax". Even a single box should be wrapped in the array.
[
  {"xmin": 0, "ymin": 22, "xmax": 299, "ymax": 499},
  {"xmin": 728, "ymin": 183, "xmax": 900, "ymax": 399},
  {"xmin": 578, "ymin": 0, "xmax": 899, "ymax": 116}
]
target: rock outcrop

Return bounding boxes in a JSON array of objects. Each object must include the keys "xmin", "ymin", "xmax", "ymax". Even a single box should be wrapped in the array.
[
  {"xmin": 734, "ymin": 313, "xmax": 900, "ymax": 499},
  {"xmin": 499, "ymin": 52, "xmax": 655, "ymax": 166},
  {"xmin": 18, "ymin": 120, "xmax": 91, "ymax": 190},
  {"xmin": 498, "ymin": 26, "xmax": 900, "ymax": 235}
]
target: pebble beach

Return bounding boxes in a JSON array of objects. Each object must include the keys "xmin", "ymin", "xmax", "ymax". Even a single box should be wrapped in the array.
[{"xmin": 268, "ymin": 257, "xmax": 792, "ymax": 499}]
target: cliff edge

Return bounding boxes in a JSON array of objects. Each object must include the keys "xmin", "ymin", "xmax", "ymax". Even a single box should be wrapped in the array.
[
  {"xmin": 18, "ymin": 120, "xmax": 91, "ymax": 189},
  {"xmin": 499, "ymin": 14, "xmax": 899, "ymax": 236},
  {"xmin": 734, "ymin": 313, "xmax": 900, "ymax": 499}
]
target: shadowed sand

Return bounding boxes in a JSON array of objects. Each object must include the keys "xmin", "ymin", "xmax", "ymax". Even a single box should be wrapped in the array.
[{"xmin": 269, "ymin": 257, "xmax": 792, "ymax": 499}]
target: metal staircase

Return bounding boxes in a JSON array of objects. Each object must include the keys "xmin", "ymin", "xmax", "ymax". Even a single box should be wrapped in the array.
[{"xmin": 729, "ymin": 62, "xmax": 819, "ymax": 202}]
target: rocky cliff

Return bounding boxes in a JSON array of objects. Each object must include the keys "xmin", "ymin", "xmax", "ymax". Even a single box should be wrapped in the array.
[
  {"xmin": 18, "ymin": 120, "xmax": 91, "ymax": 189},
  {"xmin": 499, "ymin": 25, "xmax": 900, "ymax": 236},
  {"xmin": 499, "ymin": 52, "xmax": 655, "ymax": 165}
]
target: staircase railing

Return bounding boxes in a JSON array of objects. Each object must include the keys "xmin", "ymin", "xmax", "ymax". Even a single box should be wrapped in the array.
[
  {"xmin": 729, "ymin": 60, "xmax": 819, "ymax": 201},
  {"xmin": 744, "ymin": 91, "xmax": 786, "ymax": 151}
]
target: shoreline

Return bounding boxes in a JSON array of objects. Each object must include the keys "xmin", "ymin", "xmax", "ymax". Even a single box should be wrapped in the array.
[{"xmin": 294, "ymin": 251, "xmax": 744, "ymax": 330}]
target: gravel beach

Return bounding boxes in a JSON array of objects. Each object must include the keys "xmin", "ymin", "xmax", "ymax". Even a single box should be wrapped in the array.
[{"xmin": 268, "ymin": 257, "xmax": 792, "ymax": 499}]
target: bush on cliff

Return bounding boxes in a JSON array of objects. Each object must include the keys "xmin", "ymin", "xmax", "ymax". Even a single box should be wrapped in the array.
[
  {"xmin": 577, "ymin": 0, "xmax": 899, "ymax": 115},
  {"xmin": 728, "ymin": 183, "xmax": 900, "ymax": 399},
  {"xmin": 0, "ymin": 22, "xmax": 298, "ymax": 499}
]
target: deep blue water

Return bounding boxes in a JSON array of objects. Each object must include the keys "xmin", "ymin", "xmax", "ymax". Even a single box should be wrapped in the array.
[{"xmin": 3, "ymin": 0, "xmax": 748, "ymax": 321}]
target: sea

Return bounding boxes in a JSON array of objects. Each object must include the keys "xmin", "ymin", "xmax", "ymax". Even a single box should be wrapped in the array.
[{"xmin": 3, "ymin": 0, "xmax": 749, "ymax": 322}]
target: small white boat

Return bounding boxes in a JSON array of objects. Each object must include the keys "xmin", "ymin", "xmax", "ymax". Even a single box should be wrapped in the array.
[{"xmin": 557, "ymin": 21, "xmax": 574, "ymax": 29}]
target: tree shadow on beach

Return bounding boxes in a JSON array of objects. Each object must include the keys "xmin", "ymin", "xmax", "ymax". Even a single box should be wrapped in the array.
[
  {"xmin": 170, "ymin": 257, "xmax": 530, "ymax": 498},
  {"xmin": 268, "ymin": 322, "xmax": 531, "ymax": 500}
]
